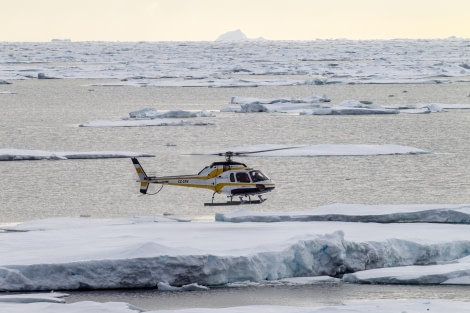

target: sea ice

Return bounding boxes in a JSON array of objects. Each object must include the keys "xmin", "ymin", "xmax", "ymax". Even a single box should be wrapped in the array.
[
  {"xmin": 226, "ymin": 97, "xmax": 458, "ymax": 115},
  {"xmin": 205, "ymin": 144, "xmax": 429, "ymax": 157},
  {"xmin": 3, "ymin": 39, "xmax": 469, "ymax": 84},
  {"xmin": 2, "ymin": 299, "xmax": 470, "ymax": 313},
  {"xmin": 127, "ymin": 108, "xmax": 214, "ymax": 119},
  {"xmin": 2, "ymin": 204, "xmax": 470, "ymax": 291},
  {"xmin": 79, "ymin": 119, "xmax": 214, "ymax": 127},
  {"xmin": 0, "ymin": 149, "xmax": 154, "ymax": 161},
  {"xmin": 129, "ymin": 300, "xmax": 470, "ymax": 313},
  {"xmin": 215, "ymin": 204, "xmax": 470, "ymax": 223}
]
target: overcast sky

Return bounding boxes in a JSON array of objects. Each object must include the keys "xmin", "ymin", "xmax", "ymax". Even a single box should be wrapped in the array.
[{"xmin": 2, "ymin": 0, "xmax": 469, "ymax": 41}]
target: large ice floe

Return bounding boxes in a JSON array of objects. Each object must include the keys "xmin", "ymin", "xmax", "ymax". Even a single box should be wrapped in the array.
[
  {"xmin": 205, "ymin": 143, "xmax": 429, "ymax": 157},
  {"xmin": 215, "ymin": 204, "xmax": 470, "ymax": 224},
  {"xmin": 0, "ymin": 149, "xmax": 154, "ymax": 161},
  {"xmin": 225, "ymin": 96, "xmax": 454, "ymax": 115},
  {"xmin": 2, "ymin": 204, "xmax": 470, "ymax": 292}
]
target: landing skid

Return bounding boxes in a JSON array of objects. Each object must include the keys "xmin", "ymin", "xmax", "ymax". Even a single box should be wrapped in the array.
[{"xmin": 204, "ymin": 194, "xmax": 267, "ymax": 206}]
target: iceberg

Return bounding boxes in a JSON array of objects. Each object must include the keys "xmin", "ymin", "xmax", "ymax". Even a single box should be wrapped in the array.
[
  {"xmin": 215, "ymin": 29, "xmax": 265, "ymax": 41},
  {"xmin": 216, "ymin": 29, "xmax": 248, "ymax": 41},
  {"xmin": 0, "ymin": 149, "xmax": 154, "ymax": 161}
]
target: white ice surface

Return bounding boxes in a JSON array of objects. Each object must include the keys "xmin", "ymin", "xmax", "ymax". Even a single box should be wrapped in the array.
[
  {"xmin": 2, "ymin": 204, "xmax": 470, "ymax": 292},
  {"xmin": 216, "ymin": 204, "xmax": 470, "ymax": 223},
  {"xmin": 206, "ymin": 144, "xmax": 429, "ymax": 157},
  {"xmin": 226, "ymin": 97, "xmax": 468, "ymax": 114},
  {"xmin": 0, "ymin": 292, "xmax": 67, "ymax": 303},
  {"xmin": 1, "ymin": 299, "xmax": 470, "ymax": 313},
  {"xmin": 79, "ymin": 118, "xmax": 214, "ymax": 127},
  {"xmin": 127, "ymin": 108, "xmax": 214, "ymax": 119},
  {"xmin": 2, "ymin": 39, "xmax": 469, "ymax": 85},
  {"xmin": 0, "ymin": 149, "xmax": 154, "ymax": 161}
]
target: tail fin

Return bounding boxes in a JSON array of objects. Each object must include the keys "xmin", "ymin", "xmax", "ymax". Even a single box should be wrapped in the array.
[{"xmin": 131, "ymin": 157, "xmax": 149, "ymax": 194}]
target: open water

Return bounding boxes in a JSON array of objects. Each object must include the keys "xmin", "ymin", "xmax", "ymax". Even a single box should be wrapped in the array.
[
  {"xmin": 1, "ymin": 79, "xmax": 470, "ymax": 223},
  {"xmin": 1, "ymin": 78, "xmax": 470, "ymax": 309}
]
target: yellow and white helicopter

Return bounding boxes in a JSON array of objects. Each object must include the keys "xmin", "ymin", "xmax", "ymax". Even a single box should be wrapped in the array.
[{"xmin": 131, "ymin": 149, "xmax": 286, "ymax": 205}]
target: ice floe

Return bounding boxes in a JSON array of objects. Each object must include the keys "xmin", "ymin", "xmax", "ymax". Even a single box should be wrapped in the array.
[
  {"xmin": 1, "ymin": 39, "xmax": 470, "ymax": 84},
  {"xmin": 0, "ymin": 292, "xmax": 67, "ymax": 304},
  {"xmin": 2, "ymin": 204, "xmax": 470, "ymax": 292},
  {"xmin": 225, "ymin": 97, "xmax": 458, "ymax": 114},
  {"xmin": 1, "ymin": 299, "xmax": 469, "ymax": 313},
  {"xmin": 215, "ymin": 204, "xmax": 470, "ymax": 223},
  {"xmin": 79, "ymin": 118, "xmax": 214, "ymax": 127},
  {"xmin": 0, "ymin": 149, "xmax": 154, "ymax": 161},
  {"xmin": 127, "ymin": 108, "xmax": 214, "ymax": 119},
  {"xmin": 206, "ymin": 144, "xmax": 429, "ymax": 157},
  {"xmin": 80, "ymin": 108, "xmax": 215, "ymax": 127}
]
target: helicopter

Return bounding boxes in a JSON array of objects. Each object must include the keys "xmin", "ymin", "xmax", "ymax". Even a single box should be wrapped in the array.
[{"xmin": 131, "ymin": 148, "xmax": 289, "ymax": 206}]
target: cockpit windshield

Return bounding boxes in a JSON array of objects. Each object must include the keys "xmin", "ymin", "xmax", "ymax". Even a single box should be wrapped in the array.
[{"xmin": 249, "ymin": 170, "xmax": 269, "ymax": 182}]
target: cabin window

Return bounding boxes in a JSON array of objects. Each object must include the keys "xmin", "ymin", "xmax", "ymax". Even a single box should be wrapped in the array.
[
  {"xmin": 230, "ymin": 173, "xmax": 235, "ymax": 182},
  {"xmin": 250, "ymin": 170, "xmax": 269, "ymax": 182},
  {"xmin": 236, "ymin": 172, "xmax": 251, "ymax": 183}
]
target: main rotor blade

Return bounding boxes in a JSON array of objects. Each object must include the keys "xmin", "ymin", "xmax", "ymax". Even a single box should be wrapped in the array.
[{"xmin": 205, "ymin": 145, "xmax": 302, "ymax": 156}]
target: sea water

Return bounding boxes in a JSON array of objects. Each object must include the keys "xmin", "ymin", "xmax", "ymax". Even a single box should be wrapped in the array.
[
  {"xmin": 2, "ymin": 73, "xmax": 470, "ymax": 308},
  {"xmin": 1, "ymin": 79, "xmax": 470, "ymax": 223}
]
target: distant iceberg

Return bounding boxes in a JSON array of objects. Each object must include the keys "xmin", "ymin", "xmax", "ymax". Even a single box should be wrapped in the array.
[{"xmin": 215, "ymin": 29, "xmax": 266, "ymax": 41}]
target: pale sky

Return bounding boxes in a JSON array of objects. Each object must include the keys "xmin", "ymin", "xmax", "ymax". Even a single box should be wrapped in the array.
[{"xmin": 2, "ymin": 0, "xmax": 470, "ymax": 41}]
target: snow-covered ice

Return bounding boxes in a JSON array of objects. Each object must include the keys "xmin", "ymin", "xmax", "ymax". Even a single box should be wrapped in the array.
[
  {"xmin": 79, "ymin": 118, "xmax": 214, "ymax": 127},
  {"xmin": 2, "ymin": 204, "xmax": 470, "ymax": 292},
  {"xmin": 0, "ymin": 149, "xmax": 154, "ymax": 161},
  {"xmin": 127, "ymin": 108, "xmax": 214, "ymax": 119},
  {"xmin": 1, "ymin": 39, "xmax": 470, "ymax": 84},
  {"xmin": 80, "ymin": 108, "xmax": 215, "ymax": 127},
  {"xmin": 0, "ymin": 292, "xmax": 67, "ymax": 304},
  {"xmin": 205, "ymin": 144, "xmax": 429, "ymax": 157},
  {"xmin": 215, "ymin": 204, "xmax": 470, "ymax": 223},
  {"xmin": 1, "ymin": 298, "xmax": 470, "ymax": 313},
  {"xmin": 226, "ymin": 97, "xmax": 460, "ymax": 114}
]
